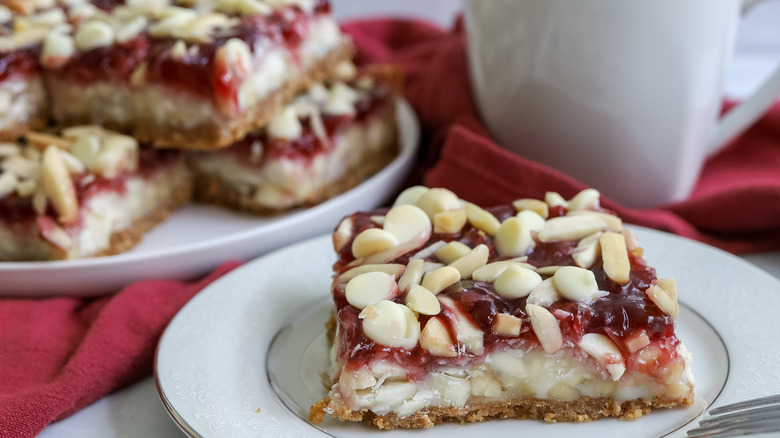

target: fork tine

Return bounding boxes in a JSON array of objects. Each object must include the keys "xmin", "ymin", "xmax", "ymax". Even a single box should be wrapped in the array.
[
  {"xmin": 699, "ymin": 405, "xmax": 780, "ymax": 427},
  {"xmin": 687, "ymin": 418, "xmax": 780, "ymax": 437},
  {"xmin": 708, "ymin": 394, "xmax": 780, "ymax": 416}
]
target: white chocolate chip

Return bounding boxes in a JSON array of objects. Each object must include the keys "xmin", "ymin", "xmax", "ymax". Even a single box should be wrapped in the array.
[
  {"xmin": 416, "ymin": 188, "xmax": 461, "ymax": 221},
  {"xmin": 397, "ymin": 259, "xmax": 424, "ymax": 292},
  {"xmin": 393, "ymin": 185, "xmax": 428, "ymax": 207},
  {"xmin": 526, "ymin": 278, "xmax": 560, "ymax": 307},
  {"xmin": 439, "ymin": 295, "xmax": 484, "ymax": 355},
  {"xmin": 448, "ymin": 244, "xmax": 489, "ymax": 279},
  {"xmin": 579, "ymin": 333, "xmax": 625, "ymax": 381},
  {"xmin": 433, "ymin": 209, "xmax": 467, "ymax": 234},
  {"xmin": 492, "ymin": 313, "xmax": 522, "ymax": 337},
  {"xmin": 435, "ymin": 241, "xmax": 471, "ymax": 264},
  {"xmin": 420, "ymin": 317, "xmax": 457, "ymax": 357},
  {"xmin": 75, "ymin": 20, "xmax": 115, "ymax": 51},
  {"xmin": 515, "ymin": 209, "xmax": 546, "ymax": 232},
  {"xmin": 495, "ymin": 216, "xmax": 534, "ymax": 257},
  {"xmin": 351, "ymin": 228, "xmax": 399, "ymax": 259},
  {"xmin": 40, "ymin": 146, "xmax": 78, "ymax": 223},
  {"xmin": 538, "ymin": 215, "xmax": 608, "ymax": 242},
  {"xmin": 40, "ymin": 31, "xmax": 75, "ymax": 69},
  {"xmin": 512, "ymin": 198, "xmax": 549, "ymax": 219},
  {"xmin": 359, "ymin": 300, "xmax": 419, "ymax": 349},
  {"xmin": 600, "ymin": 232, "xmax": 630, "ymax": 284},
  {"xmin": 567, "ymin": 188, "xmax": 601, "ymax": 211},
  {"xmin": 383, "ymin": 204, "xmax": 432, "ymax": 245},
  {"xmin": 464, "ymin": 202, "xmax": 500, "ymax": 236},
  {"xmin": 405, "ymin": 284, "xmax": 441, "ymax": 315},
  {"xmin": 494, "ymin": 265, "xmax": 542, "ymax": 298},
  {"xmin": 552, "ymin": 266, "xmax": 607, "ymax": 303},
  {"xmin": 267, "ymin": 107, "xmax": 302, "ymax": 139},
  {"xmin": 526, "ymin": 304, "xmax": 563, "ymax": 354},
  {"xmin": 471, "ymin": 261, "xmax": 524, "ymax": 283},
  {"xmin": 336, "ymin": 263, "xmax": 405, "ymax": 283},
  {"xmin": 345, "ymin": 271, "xmax": 398, "ymax": 310},
  {"xmin": 421, "ymin": 266, "xmax": 461, "ymax": 294},
  {"xmin": 572, "ymin": 231, "xmax": 602, "ymax": 269}
]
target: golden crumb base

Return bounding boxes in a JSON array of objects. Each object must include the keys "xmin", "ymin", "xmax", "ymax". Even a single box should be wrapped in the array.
[{"xmin": 310, "ymin": 392, "xmax": 694, "ymax": 430}]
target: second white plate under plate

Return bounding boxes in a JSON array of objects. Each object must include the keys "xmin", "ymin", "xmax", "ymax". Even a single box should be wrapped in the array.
[{"xmin": 155, "ymin": 227, "xmax": 780, "ymax": 438}]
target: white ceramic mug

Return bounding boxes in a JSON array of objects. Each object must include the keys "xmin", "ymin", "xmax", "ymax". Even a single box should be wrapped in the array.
[{"xmin": 464, "ymin": 0, "xmax": 780, "ymax": 208}]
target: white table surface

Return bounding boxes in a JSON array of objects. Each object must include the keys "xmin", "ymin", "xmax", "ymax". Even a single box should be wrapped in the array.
[{"xmin": 37, "ymin": 1, "xmax": 780, "ymax": 437}]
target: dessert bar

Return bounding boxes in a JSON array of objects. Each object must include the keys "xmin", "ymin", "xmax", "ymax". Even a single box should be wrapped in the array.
[
  {"xmin": 310, "ymin": 187, "xmax": 694, "ymax": 429},
  {"xmin": 0, "ymin": 126, "xmax": 190, "ymax": 261}
]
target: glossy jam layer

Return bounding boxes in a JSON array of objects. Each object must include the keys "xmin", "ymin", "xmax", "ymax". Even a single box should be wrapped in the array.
[
  {"xmin": 0, "ymin": 146, "xmax": 183, "ymax": 226},
  {"xmin": 331, "ymin": 205, "xmax": 680, "ymax": 381}
]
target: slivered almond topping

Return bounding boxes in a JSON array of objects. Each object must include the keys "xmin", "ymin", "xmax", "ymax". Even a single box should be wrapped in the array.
[
  {"xmin": 472, "ymin": 261, "xmax": 519, "ymax": 283},
  {"xmin": 216, "ymin": 37, "xmax": 252, "ymax": 77},
  {"xmin": 359, "ymin": 300, "xmax": 419, "ymax": 349},
  {"xmin": 116, "ymin": 16, "xmax": 148, "ymax": 43},
  {"xmin": 465, "ymin": 202, "xmax": 500, "ymax": 236},
  {"xmin": 535, "ymin": 265, "xmax": 566, "ymax": 276},
  {"xmin": 75, "ymin": 20, "xmax": 115, "ymax": 51},
  {"xmin": 448, "ymin": 244, "xmax": 489, "ymax": 279},
  {"xmin": 409, "ymin": 240, "xmax": 446, "ymax": 260},
  {"xmin": 0, "ymin": 173, "xmax": 18, "ymax": 198},
  {"xmin": 552, "ymin": 266, "xmax": 606, "ymax": 302},
  {"xmin": 572, "ymin": 231, "xmax": 602, "ymax": 269},
  {"xmin": 515, "ymin": 210, "xmax": 546, "ymax": 232},
  {"xmin": 439, "ymin": 295, "xmax": 484, "ymax": 355},
  {"xmin": 567, "ymin": 188, "xmax": 601, "ymax": 211},
  {"xmin": 354, "ymin": 240, "xmax": 422, "ymax": 266},
  {"xmin": 545, "ymin": 191, "xmax": 568, "ymax": 208},
  {"xmin": 625, "ymin": 329, "xmax": 651, "ymax": 354},
  {"xmin": 579, "ymin": 333, "xmax": 625, "ymax": 381},
  {"xmin": 232, "ymin": 0, "xmax": 272, "ymax": 15},
  {"xmin": 655, "ymin": 278, "xmax": 678, "ymax": 299},
  {"xmin": 623, "ymin": 228, "xmax": 639, "ymax": 252},
  {"xmin": 336, "ymin": 264, "xmax": 405, "ymax": 283},
  {"xmin": 333, "ymin": 60, "xmax": 357, "ymax": 81},
  {"xmin": 70, "ymin": 134, "xmax": 101, "ymax": 169},
  {"xmin": 397, "ymin": 259, "xmax": 424, "ymax": 292},
  {"xmin": 345, "ymin": 272, "xmax": 398, "ymax": 310},
  {"xmin": 646, "ymin": 283, "xmax": 679, "ymax": 319},
  {"xmin": 405, "ymin": 284, "xmax": 441, "ymax": 315},
  {"xmin": 11, "ymin": 27, "xmax": 49, "ymax": 49},
  {"xmin": 40, "ymin": 146, "xmax": 78, "ymax": 223},
  {"xmin": 420, "ymin": 317, "xmax": 457, "ymax": 357},
  {"xmin": 60, "ymin": 150, "xmax": 85, "ymax": 174},
  {"xmin": 423, "ymin": 261, "xmax": 445, "ymax": 273},
  {"xmin": 512, "ymin": 198, "xmax": 549, "ymax": 219},
  {"xmin": 383, "ymin": 204, "xmax": 432, "ymax": 245},
  {"xmin": 393, "ymin": 185, "xmax": 429, "ymax": 207},
  {"xmin": 495, "ymin": 216, "xmax": 534, "ymax": 257},
  {"xmin": 416, "ymin": 188, "xmax": 461, "ymax": 221},
  {"xmin": 370, "ymin": 215, "xmax": 385, "ymax": 226},
  {"xmin": 434, "ymin": 241, "xmax": 471, "ymax": 264},
  {"xmin": 170, "ymin": 39, "xmax": 188, "ymax": 60},
  {"xmin": 421, "ymin": 266, "xmax": 460, "ymax": 294},
  {"xmin": 600, "ymin": 232, "xmax": 630, "ymax": 284},
  {"xmin": 41, "ymin": 31, "xmax": 74, "ymax": 68},
  {"xmin": 494, "ymin": 265, "xmax": 542, "ymax": 298},
  {"xmin": 351, "ymin": 228, "xmax": 399, "ymax": 259},
  {"xmin": 24, "ymin": 132, "xmax": 71, "ymax": 150},
  {"xmin": 0, "ymin": 143, "xmax": 20, "ymax": 157},
  {"xmin": 526, "ymin": 304, "xmax": 563, "ymax": 354},
  {"xmin": 333, "ymin": 217, "xmax": 352, "ymax": 252},
  {"xmin": 526, "ymin": 278, "xmax": 560, "ymax": 307},
  {"xmin": 567, "ymin": 210, "xmax": 623, "ymax": 232},
  {"xmin": 39, "ymin": 220, "xmax": 73, "ymax": 250},
  {"xmin": 492, "ymin": 313, "xmax": 522, "ymax": 336},
  {"xmin": 3, "ymin": 156, "xmax": 40, "ymax": 179},
  {"xmin": 538, "ymin": 215, "xmax": 608, "ymax": 242},
  {"xmin": 433, "ymin": 209, "xmax": 467, "ymax": 234},
  {"xmin": 16, "ymin": 179, "xmax": 36, "ymax": 197}
]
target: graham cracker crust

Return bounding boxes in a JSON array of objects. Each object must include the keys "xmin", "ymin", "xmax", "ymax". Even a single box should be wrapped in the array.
[{"xmin": 309, "ymin": 392, "xmax": 694, "ymax": 430}]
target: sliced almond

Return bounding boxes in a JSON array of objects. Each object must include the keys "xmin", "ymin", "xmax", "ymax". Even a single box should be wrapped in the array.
[
  {"xmin": 600, "ymin": 232, "xmax": 630, "ymax": 284},
  {"xmin": 60, "ymin": 150, "xmax": 85, "ymax": 174},
  {"xmin": 345, "ymin": 272, "xmax": 398, "ymax": 310},
  {"xmin": 15, "ymin": 179, "xmax": 36, "ymax": 197},
  {"xmin": 655, "ymin": 278, "xmax": 678, "ymax": 300},
  {"xmin": 11, "ymin": 27, "xmax": 48, "ymax": 49},
  {"xmin": 359, "ymin": 300, "xmax": 419, "ymax": 349},
  {"xmin": 567, "ymin": 188, "xmax": 601, "ymax": 211},
  {"xmin": 70, "ymin": 134, "xmax": 101, "ymax": 169},
  {"xmin": 472, "ymin": 261, "xmax": 531, "ymax": 283},
  {"xmin": 24, "ymin": 132, "xmax": 71, "ymax": 150},
  {"xmin": 495, "ymin": 216, "xmax": 534, "ymax": 257},
  {"xmin": 336, "ymin": 264, "xmax": 405, "ymax": 283},
  {"xmin": 579, "ymin": 333, "xmax": 625, "ymax": 381},
  {"xmin": 2, "ymin": 155, "xmax": 40, "ymax": 179},
  {"xmin": 397, "ymin": 259, "xmax": 424, "ymax": 292},
  {"xmin": 393, "ymin": 185, "xmax": 428, "ymax": 207},
  {"xmin": 448, "ymin": 244, "xmax": 489, "ymax": 279},
  {"xmin": 535, "ymin": 265, "xmax": 566, "ymax": 276},
  {"xmin": 439, "ymin": 295, "xmax": 484, "ymax": 355},
  {"xmin": 526, "ymin": 278, "xmax": 560, "ymax": 307},
  {"xmin": 646, "ymin": 283, "xmax": 679, "ymax": 319},
  {"xmin": 512, "ymin": 198, "xmax": 549, "ymax": 219},
  {"xmin": 622, "ymin": 228, "xmax": 639, "ymax": 252},
  {"xmin": 405, "ymin": 284, "xmax": 441, "ymax": 315},
  {"xmin": 420, "ymin": 317, "xmax": 457, "ymax": 357},
  {"xmin": 433, "ymin": 209, "xmax": 467, "ymax": 234},
  {"xmin": 470, "ymin": 370, "xmax": 503, "ymax": 397},
  {"xmin": 40, "ymin": 146, "xmax": 78, "ymax": 224},
  {"xmin": 434, "ymin": 241, "xmax": 471, "ymax": 264},
  {"xmin": 383, "ymin": 204, "xmax": 432, "ymax": 245},
  {"xmin": 116, "ymin": 16, "xmax": 148, "ymax": 43},
  {"xmin": 538, "ymin": 215, "xmax": 608, "ymax": 242},
  {"xmin": 416, "ymin": 188, "xmax": 460, "ymax": 220},
  {"xmin": 355, "ymin": 240, "xmax": 422, "ymax": 266},
  {"xmin": 492, "ymin": 313, "xmax": 522, "ymax": 337},
  {"xmin": 494, "ymin": 265, "xmax": 542, "ymax": 298},
  {"xmin": 421, "ymin": 266, "xmax": 461, "ymax": 294},
  {"xmin": 409, "ymin": 240, "xmax": 446, "ymax": 260},
  {"xmin": 526, "ymin": 304, "xmax": 563, "ymax": 354},
  {"xmin": 552, "ymin": 266, "xmax": 607, "ymax": 302},
  {"xmin": 351, "ymin": 228, "xmax": 399, "ymax": 259},
  {"xmin": 572, "ymin": 231, "xmax": 602, "ymax": 269},
  {"xmin": 464, "ymin": 202, "xmax": 500, "ymax": 236},
  {"xmin": 333, "ymin": 217, "xmax": 352, "ymax": 252},
  {"xmin": 567, "ymin": 210, "xmax": 623, "ymax": 232}
]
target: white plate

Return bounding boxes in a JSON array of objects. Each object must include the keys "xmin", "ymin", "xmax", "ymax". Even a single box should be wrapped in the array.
[
  {"xmin": 154, "ymin": 227, "xmax": 780, "ymax": 438},
  {"xmin": 0, "ymin": 100, "xmax": 419, "ymax": 298}
]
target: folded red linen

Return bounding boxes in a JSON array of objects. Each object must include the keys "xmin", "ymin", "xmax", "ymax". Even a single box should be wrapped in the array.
[
  {"xmin": 343, "ymin": 18, "xmax": 780, "ymax": 254},
  {"xmin": 0, "ymin": 261, "xmax": 240, "ymax": 438}
]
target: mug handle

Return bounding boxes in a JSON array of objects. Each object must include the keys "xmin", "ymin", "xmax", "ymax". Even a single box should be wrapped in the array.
[{"xmin": 713, "ymin": 0, "xmax": 780, "ymax": 152}]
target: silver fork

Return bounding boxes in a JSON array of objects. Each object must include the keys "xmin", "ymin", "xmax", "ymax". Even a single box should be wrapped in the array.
[{"xmin": 687, "ymin": 394, "xmax": 780, "ymax": 437}]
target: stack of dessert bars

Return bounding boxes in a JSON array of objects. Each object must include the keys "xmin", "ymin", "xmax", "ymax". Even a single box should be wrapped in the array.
[{"xmin": 0, "ymin": 0, "xmax": 400, "ymax": 260}]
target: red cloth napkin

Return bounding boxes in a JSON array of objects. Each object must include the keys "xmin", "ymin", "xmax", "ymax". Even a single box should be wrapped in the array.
[
  {"xmin": 0, "ymin": 261, "xmax": 240, "ymax": 438},
  {"xmin": 344, "ymin": 18, "xmax": 780, "ymax": 254}
]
